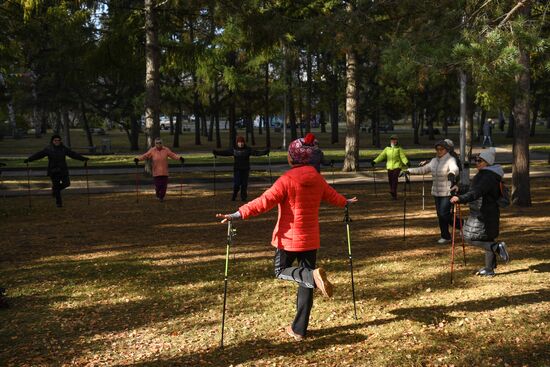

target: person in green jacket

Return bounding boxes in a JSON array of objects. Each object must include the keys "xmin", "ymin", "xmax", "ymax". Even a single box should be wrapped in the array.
[{"xmin": 371, "ymin": 135, "xmax": 409, "ymax": 199}]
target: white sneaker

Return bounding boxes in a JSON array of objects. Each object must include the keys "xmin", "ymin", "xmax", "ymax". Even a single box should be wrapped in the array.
[{"xmin": 437, "ymin": 238, "xmax": 451, "ymax": 244}]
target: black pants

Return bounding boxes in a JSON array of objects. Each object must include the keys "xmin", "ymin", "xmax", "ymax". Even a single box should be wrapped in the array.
[
  {"xmin": 273, "ymin": 248, "xmax": 317, "ymax": 337},
  {"xmin": 50, "ymin": 174, "xmax": 70, "ymax": 206},
  {"xmin": 434, "ymin": 196, "xmax": 453, "ymax": 240},
  {"xmin": 469, "ymin": 240, "xmax": 498, "ymax": 270},
  {"xmin": 387, "ymin": 169, "xmax": 401, "ymax": 198},
  {"xmin": 233, "ymin": 169, "xmax": 249, "ymax": 201}
]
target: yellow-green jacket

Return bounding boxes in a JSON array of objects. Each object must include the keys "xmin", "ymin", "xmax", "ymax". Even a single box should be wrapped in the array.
[{"xmin": 373, "ymin": 145, "xmax": 409, "ymax": 170}]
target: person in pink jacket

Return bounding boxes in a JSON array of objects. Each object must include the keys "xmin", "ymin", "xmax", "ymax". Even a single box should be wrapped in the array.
[
  {"xmin": 134, "ymin": 138, "xmax": 184, "ymax": 201},
  {"xmin": 217, "ymin": 138, "xmax": 357, "ymax": 341}
]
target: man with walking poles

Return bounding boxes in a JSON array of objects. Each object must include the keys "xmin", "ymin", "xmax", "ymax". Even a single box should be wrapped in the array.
[{"xmin": 217, "ymin": 137, "xmax": 357, "ymax": 343}]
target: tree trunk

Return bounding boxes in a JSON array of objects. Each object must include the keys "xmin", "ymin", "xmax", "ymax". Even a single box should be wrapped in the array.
[
  {"xmin": 264, "ymin": 62, "xmax": 271, "ymax": 148},
  {"xmin": 297, "ymin": 71, "xmax": 304, "ymax": 137},
  {"xmin": 372, "ymin": 110, "xmax": 381, "ymax": 148},
  {"xmin": 506, "ymin": 108, "xmax": 515, "ymax": 138},
  {"xmin": 144, "ymin": 0, "xmax": 161, "ymax": 149},
  {"xmin": 169, "ymin": 114, "xmax": 174, "ymax": 135},
  {"xmin": 228, "ymin": 92, "xmax": 236, "ymax": 148},
  {"xmin": 80, "ymin": 103, "xmax": 94, "ymax": 149},
  {"xmin": 511, "ymin": 13, "xmax": 532, "ymax": 207},
  {"xmin": 343, "ymin": 46, "xmax": 359, "ymax": 171},
  {"xmin": 465, "ymin": 96, "xmax": 475, "ymax": 159},
  {"xmin": 62, "ymin": 110, "xmax": 71, "ymax": 148},
  {"xmin": 330, "ymin": 59, "xmax": 339, "ymax": 144},
  {"xmin": 173, "ymin": 105, "xmax": 181, "ymax": 148},
  {"xmin": 190, "ymin": 18, "xmax": 201, "ymax": 146},
  {"xmin": 530, "ymin": 93, "xmax": 539, "ymax": 137},
  {"xmin": 319, "ymin": 111, "xmax": 326, "ymax": 133},
  {"xmin": 286, "ymin": 58, "xmax": 297, "ymax": 141},
  {"xmin": 214, "ymin": 82, "xmax": 221, "ymax": 148},
  {"xmin": 305, "ymin": 51, "xmax": 312, "ymax": 134},
  {"xmin": 208, "ymin": 95, "xmax": 214, "ymax": 142},
  {"xmin": 478, "ymin": 109, "xmax": 487, "ymax": 142}
]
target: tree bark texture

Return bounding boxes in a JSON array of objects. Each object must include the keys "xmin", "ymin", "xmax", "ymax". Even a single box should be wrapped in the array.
[
  {"xmin": 512, "ymin": 16, "xmax": 532, "ymax": 207},
  {"xmin": 343, "ymin": 47, "xmax": 359, "ymax": 171},
  {"xmin": 144, "ymin": 0, "xmax": 161, "ymax": 149}
]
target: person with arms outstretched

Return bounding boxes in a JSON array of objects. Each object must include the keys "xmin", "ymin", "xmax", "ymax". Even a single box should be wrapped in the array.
[
  {"xmin": 25, "ymin": 134, "xmax": 89, "ymax": 207},
  {"xmin": 134, "ymin": 138, "xmax": 184, "ymax": 202},
  {"xmin": 216, "ymin": 138, "xmax": 357, "ymax": 341}
]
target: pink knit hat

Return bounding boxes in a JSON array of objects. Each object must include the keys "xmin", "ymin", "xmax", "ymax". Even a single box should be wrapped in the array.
[{"xmin": 288, "ymin": 138, "xmax": 315, "ymax": 165}]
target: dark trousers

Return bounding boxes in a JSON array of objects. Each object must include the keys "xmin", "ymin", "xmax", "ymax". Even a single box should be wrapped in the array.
[
  {"xmin": 233, "ymin": 169, "xmax": 249, "ymax": 201},
  {"xmin": 387, "ymin": 169, "xmax": 401, "ymax": 198},
  {"xmin": 434, "ymin": 196, "xmax": 453, "ymax": 240},
  {"xmin": 153, "ymin": 176, "xmax": 168, "ymax": 199},
  {"xmin": 50, "ymin": 174, "xmax": 70, "ymax": 206},
  {"xmin": 273, "ymin": 249, "xmax": 317, "ymax": 337},
  {"xmin": 470, "ymin": 240, "xmax": 498, "ymax": 269}
]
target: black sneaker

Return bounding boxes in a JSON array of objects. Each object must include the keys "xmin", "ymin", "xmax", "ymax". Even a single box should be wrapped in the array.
[
  {"xmin": 476, "ymin": 268, "xmax": 495, "ymax": 277},
  {"xmin": 497, "ymin": 242, "xmax": 510, "ymax": 263}
]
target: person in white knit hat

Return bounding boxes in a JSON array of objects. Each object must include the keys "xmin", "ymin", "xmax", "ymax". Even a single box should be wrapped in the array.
[{"xmin": 450, "ymin": 148, "xmax": 510, "ymax": 276}]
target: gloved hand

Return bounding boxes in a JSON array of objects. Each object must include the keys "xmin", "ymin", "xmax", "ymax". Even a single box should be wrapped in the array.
[
  {"xmin": 0, "ymin": 162, "xmax": 6, "ymax": 167},
  {"xmin": 134, "ymin": 158, "xmax": 139, "ymax": 164},
  {"xmin": 447, "ymin": 173, "xmax": 456, "ymax": 182},
  {"xmin": 370, "ymin": 160, "xmax": 375, "ymax": 167},
  {"xmin": 399, "ymin": 170, "xmax": 409, "ymax": 178},
  {"xmin": 84, "ymin": 160, "xmax": 88, "ymax": 167},
  {"xmin": 23, "ymin": 159, "xmax": 29, "ymax": 164},
  {"xmin": 179, "ymin": 157, "xmax": 185, "ymax": 164},
  {"xmin": 330, "ymin": 159, "xmax": 335, "ymax": 167}
]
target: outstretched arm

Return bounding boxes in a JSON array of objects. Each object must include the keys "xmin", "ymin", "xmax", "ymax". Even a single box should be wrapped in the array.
[
  {"xmin": 66, "ymin": 148, "xmax": 88, "ymax": 162},
  {"xmin": 25, "ymin": 149, "xmax": 48, "ymax": 163},
  {"xmin": 251, "ymin": 148, "xmax": 270, "ymax": 156}
]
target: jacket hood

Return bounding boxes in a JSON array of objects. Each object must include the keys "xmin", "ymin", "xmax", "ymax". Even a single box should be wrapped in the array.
[
  {"xmin": 286, "ymin": 165, "xmax": 319, "ymax": 187},
  {"xmin": 482, "ymin": 164, "xmax": 504, "ymax": 178}
]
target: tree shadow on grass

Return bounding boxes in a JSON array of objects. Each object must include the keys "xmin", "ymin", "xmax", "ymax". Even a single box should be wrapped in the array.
[
  {"xmin": 388, "ymin": 288, "xmax": 550, "ymax": 325},
  {"xmin": 121, "ymin": 322, "xmax": 370, "ymax": 367}
]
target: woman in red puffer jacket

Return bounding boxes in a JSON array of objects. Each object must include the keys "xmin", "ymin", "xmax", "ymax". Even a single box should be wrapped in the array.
[{"xmin": 217, "ymin": 137, "xmax": 357, "ymax": 341}]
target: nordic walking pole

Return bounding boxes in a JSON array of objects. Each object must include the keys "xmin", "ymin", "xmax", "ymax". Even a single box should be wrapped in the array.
[
  {"xmin": 85, "ymin": 161, "xmax": 90, "ymax": 205},
  {"xmin": 220, "ymin": 219, "xmax": 236, "ymax": 349},
  {"xmin": 451, "ymin": 203, "xmax": 458, "ymax": 284},
  {"xmin": 344, "ymin": 205, "xmax": 358, "ymax": 320},
  {"xmin": 26, "ymin": 161, "xmax": 32, "ymax": 209},
  {"xmin": 134, "ymin": 160, "xmax": 140, "ymax": 203},
  {"xmin": 402, "ymin": 172, "xmax": 409, "ymax": 241}
]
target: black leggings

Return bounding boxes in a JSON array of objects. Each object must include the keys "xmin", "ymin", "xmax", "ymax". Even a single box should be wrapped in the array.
[
  {"xmin": 50, "ymin": 174, "xmax": 71, "ymax": 205},
  {"xmin": 273, "ymin": 249, "xmax": 317, "ymax": 337}
]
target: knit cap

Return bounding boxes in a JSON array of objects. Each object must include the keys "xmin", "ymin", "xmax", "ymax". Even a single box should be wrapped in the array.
[
  {"xmin": 478, "ymin": 147, "xmax": 496, "ymax": 165},
  {"xmin": 288, "ymin": 138, "xmax": 315, "ymax": 165}
]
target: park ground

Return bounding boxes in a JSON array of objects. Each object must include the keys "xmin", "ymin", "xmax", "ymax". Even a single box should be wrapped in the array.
[{"xmin": 0, "ymin": 175, "xmax": 549, "ymax": 366}]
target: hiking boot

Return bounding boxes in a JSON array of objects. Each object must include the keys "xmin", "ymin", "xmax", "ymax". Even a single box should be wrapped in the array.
[
  {"xmin": 285, "ymin": 325, "xmax": 304, "ymax": 341},
  {"xmin": 437, "ymin": 238, "xmax": 451, "ymax": 244},
  {"xmin": 313, "ymin": 268, "xmax": 333, "ymax": 298},
  {"xmin": 476, "ymin": 267, "xmax": 495, "ymax": 277},
  {"xmin": 497, "ymin": 242, "xmax": 510, "ymax": 263}
]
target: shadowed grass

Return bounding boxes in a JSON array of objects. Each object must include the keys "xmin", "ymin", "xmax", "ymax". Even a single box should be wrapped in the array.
[{"xmin": 0, "ymin": 180, "xmax": 549, "ymax": 366}]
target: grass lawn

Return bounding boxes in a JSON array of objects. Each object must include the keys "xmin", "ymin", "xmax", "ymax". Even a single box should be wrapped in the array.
[{"xmin": 0, "ymin": 179, "xmax": 549, "ymax": 366}]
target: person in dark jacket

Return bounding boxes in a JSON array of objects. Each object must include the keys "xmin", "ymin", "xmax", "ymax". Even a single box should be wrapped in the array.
[
  {"xmin": 24, "ymin": 134, "xmax": 89, "ymax": 207},
  {"xmin": 450, "ymin": 148, "xmax": 509, "ymax": 276},
  {"xmin": 213, "ymin": 136, "xmax": 269, "ymax": 201},
  {"xmin": 303, "ymin": 133, "xmax": 332, "ymax": 173}
]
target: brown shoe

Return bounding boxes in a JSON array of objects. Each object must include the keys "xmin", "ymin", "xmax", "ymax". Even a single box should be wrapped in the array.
[
  {"xmin": 313, "ymin": 268, "xmax": 333, "ymax": 298},
  {"xmin": 285, "ymin": 325, "xmax": 304, "ymax": 341}
]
